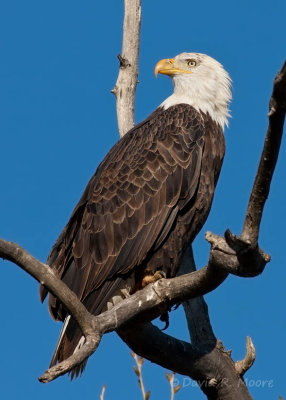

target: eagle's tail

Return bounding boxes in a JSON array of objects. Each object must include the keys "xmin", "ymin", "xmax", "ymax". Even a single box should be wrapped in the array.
[
  {"xmin": 48, "ymin": 276, "xmax": 134, "ymax": 378},
  {"xmin": 50, "ymin": 314, "xmax": 87, "ymax": 379}
]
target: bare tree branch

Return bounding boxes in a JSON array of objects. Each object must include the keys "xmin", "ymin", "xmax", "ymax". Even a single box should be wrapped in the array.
[
  {"xmin": 235, "ymin": 336, "xmax": 256, "ymax": 377},
  {"xmin": 177, "ymin": 247, "xmax": 216, "ymax": 345},
  {"xmin": 111, "ymin": 0, "xmax": 141, "ymax": 136},
  {"xmin": 0, "ymin": 230, "xmax": 262, "ymax": 383},
  {"xmin": 242, "ymin": 61, "xmax": 286, "ymax": 243},
  {"xmin": 0, "ymin": 240, "xmax": 93, "ymax": 335},
  {"xmin": 205, "ymin": 230, "xmax": 269, "ymax": 277},
  {"xmin": 0, "ymin": 196, "xmax": 274, "ymax": 384},
  {"xmin": 0, "ymin": 239, "xmax": 102, "ymax": 382},
  {"xmin": 119, "ymin": 324, "xmax": 252, "ymax": 399},
  {"xmin": 204, "ymin": 61, "xmax": 286, "ymax": 280}
]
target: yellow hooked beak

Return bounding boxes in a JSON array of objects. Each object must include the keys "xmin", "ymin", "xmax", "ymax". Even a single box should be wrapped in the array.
[{"xmin": 154, "ymin": 58, "xmax": 192, "ymax": 77}]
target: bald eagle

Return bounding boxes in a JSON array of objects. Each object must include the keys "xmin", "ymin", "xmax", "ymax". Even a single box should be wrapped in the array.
[{"xmin": 40, "ymin": 52, "xmax": 231, "ymax": 376}]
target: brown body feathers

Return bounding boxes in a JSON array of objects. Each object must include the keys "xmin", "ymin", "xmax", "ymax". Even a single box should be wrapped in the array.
[{"xmin": 40, "ymin": 104, "xmax": 225, "ymax": 372}]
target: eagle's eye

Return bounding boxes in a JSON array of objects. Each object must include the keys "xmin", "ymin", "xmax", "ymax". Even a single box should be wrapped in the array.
[{"xmin": 187, "ymin": 59, "xmax": 197, "ymax": 67}]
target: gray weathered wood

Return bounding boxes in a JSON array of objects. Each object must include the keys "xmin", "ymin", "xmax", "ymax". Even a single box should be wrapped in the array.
[
  {"xmin": 242, "ymin": 61, "xmax": 286, "ymax": 243},
  {"xmin": 112, "ymin": 0, "xmax": 141, "ymax": 137}
]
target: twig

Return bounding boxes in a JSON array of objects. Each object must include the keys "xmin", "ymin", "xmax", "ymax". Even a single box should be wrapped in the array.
[
  {"xmin": 131, "ymin": 353, "xmax": 150, "ymax": 400},
  {"xmin": 166, "ymin": 372, "xmax": 180, "ymax": 400},
  {"xmin": 111, "ymin": 0, "xmax": 141, "ymax": 137},
  {"xmin": 99, "ymin": 385, "xmax": 106, "ymax": 400},
  {"xmin": 235, "ymin": 336, "xmax": 256, "ymax": 376}
]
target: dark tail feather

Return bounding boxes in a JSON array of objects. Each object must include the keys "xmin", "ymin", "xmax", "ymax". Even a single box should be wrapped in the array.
[
  {"xmin": 50, "ymin": 314, "xmax": 88, "ymax": 379},
  {"xmin": 48, "ymin": 277, "xmax": 130, "ymax": 378}
]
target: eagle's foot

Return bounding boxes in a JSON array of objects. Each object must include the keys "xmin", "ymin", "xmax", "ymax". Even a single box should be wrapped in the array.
[{"xmin": 141, "ymin": 270, "xmax": 166, "ymax": 288}]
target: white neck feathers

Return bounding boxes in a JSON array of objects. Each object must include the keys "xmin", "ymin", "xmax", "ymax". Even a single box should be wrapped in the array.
[
  {"xmin": 159, "ymin": 54, "xmax": 232, "ymax": 130},
  {"xmin": 160, "ymin": 92, "xmax": 230, "ymax": 130}
]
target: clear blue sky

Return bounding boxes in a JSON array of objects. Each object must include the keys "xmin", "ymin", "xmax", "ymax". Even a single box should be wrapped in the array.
[{"xmin": 0, "ymin": 1, "xmax": 285, "ymax": 399}]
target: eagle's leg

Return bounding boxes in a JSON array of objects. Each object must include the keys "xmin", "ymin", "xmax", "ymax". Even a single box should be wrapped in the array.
[{"xmin": 140, "ymin": 270, "xmax": 169, "ymax": 330}]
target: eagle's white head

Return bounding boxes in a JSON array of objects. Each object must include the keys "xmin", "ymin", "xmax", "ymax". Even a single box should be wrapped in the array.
[{"xmin": 155, "ymin": 52, "xmax": 232, "ymax": 130}]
